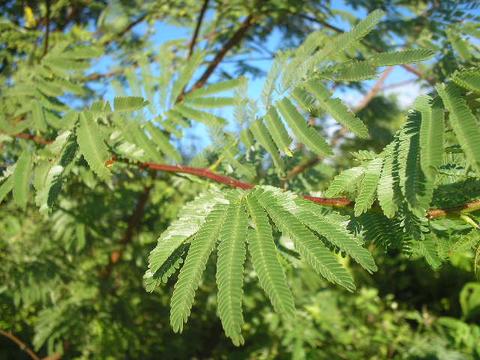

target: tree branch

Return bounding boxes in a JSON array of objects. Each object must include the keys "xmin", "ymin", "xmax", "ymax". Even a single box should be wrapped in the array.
[
  {"xmin": 42, "ymin": 0, "xmax": 51, "ymax": 57},
  {"xmin": 8, "ymin": 131, "xmax": 480, "ymax": 220},
  {"xmin": 0, "ymin": 329, "xmax": 40, "ymax": 360},
  {"xmin": 186, "ymin": 14, "xmax": 256, "ymax": 93},
  {"xmin": 355, "ymin": 67, "xmax": 394, "ymax": 112},
  {"xmin": 188, "ymin": 0, "xmax": 209, "ymax": 58},
  {"xmin": 101, "ymin": 179, "xmax": 154, "ymax": 279}
]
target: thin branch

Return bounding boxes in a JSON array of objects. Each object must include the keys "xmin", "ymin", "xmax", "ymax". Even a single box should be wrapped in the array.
[
  {"xmin": 42, "ymin": 0, "xmax": 51, "ymax": 57},
  {"xmin": 0, "ymin": 329, "xmax": 40, "ymax": 360},
  {"xmin": 355, "ymin": 67, "xmax": 394, "ymax": 112},
  {"xmin": 101, "ymin": 179, "xmax": 154, "ymax": 279},
  {"xmin": 188, "ymin": 0, "xmax": 209, "ymax": 58},
  {"xmin": 5, "ymin": 131, "xmax": 480, "ymax": 219},
  {"xmin": 13, "ymin": 132, "xmax": 52, "ymax": 145},
  {"xmin": 102, "ymin": 13, "xmax": 148, "ymax": 47},
  {"xmin": 187, "ymin": 14, "xmax": 256, "ymax": 93}
]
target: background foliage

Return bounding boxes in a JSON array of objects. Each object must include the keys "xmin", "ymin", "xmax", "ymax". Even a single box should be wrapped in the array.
[{"xmin": 1, "ymin": 0, "xmax": 480, "ymax": 359}]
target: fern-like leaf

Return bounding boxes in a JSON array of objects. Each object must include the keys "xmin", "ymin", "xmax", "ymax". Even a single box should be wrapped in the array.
[
  {"xmin": 173, "ymin": 104, "xmax": 226, "ymax": 126},
  {"xmin": 264, "ymin": 106, "xmax": 292, "ymax": 156},
  {"xmin": 255, "ymin": 187, "xmax": 356, "ymax": 291},
  {"xmin": 216, "ymin": 200, "xmax": 248, "ymax": 346},
  {"xmin": 304, "ymin": 80, "xmax": 369, "ymax": 138},
  {"xmin": 245, "ymin": 194, "xmax": 295, "ymax": 317},
  {"xmin": 354, "ymin": 158, "xmax": 383, "ymax": 216},
  {"xmin": 145, "ymin": 122, "xmax": 182, "ymax": 163},
  {"xmin": 113, "ymin": 96, "xmax": 148, "ymax": 112},
  {"xmin": 249, "ymin": 120, "xmax": 285, "ymax": 173},
  {"xmin": 170, "ymin": 203, "xmax": 228, "ymax": 333},
  {"xmin": 325, "ymin": 166, "xmax": 364, "ymax": 197},
  {"xmin": 276, "ymin": 98, "xmax": 332, "ymax": 156},
  {"xmin": 294, "ymin": 198, "xmax": 377, "ymax": 273},
  {"xmin": 377, "ymin": 143, "xmax": 398, "ymax": 218},
  {"xmin": 147, "ymin": 190, "xmax": 227, "ymax": 280},
  {"xmin": 184, "ymin": 96, "xmax": 236, "ymax": 108},
  {"xmin": 415, "ymin": 96, "xmax": 444, "ymax": 180},
  {"xmin": 437, "ymin": 83, "xmax": 480, "ymax": 174},
  {"xmin": 13, "ymin": 150, "xmax": 33, "ymax": 209},
  {"xmin": 451, "ymin": 69, "xmax": 480, "ymax": 93},
  {"xmin": 76, "ymin": 112, "xmax": 111, "ymax": 180},
  {"xmin": 170, "ymin": 51, "xmax": 205, "ymax": 103},
  {"xmin": 369, "ymin": 48, "xmax": 434, "ymax": 66},
  {"xmin": 185, "ymin": 78, "xmax": 245, "ymax": 99}
]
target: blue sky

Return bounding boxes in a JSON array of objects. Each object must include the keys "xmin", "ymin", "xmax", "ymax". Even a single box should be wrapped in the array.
[{"xmin": 89, "ymin": 1, "xmax": 477, "ymax": 152}]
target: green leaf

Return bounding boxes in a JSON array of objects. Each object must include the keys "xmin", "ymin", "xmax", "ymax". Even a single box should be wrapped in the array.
[
  {"xmin": 114, "ymin": 96, "xmax": 148, "ymax": 112},
  {"xmin": 145, "ymin": 123, "xmax": 182, "ymax": 163},
  {"xmin": 377, "ymin": 143, "xmax": 398, "ymax": 218},
  {"xmin": 354, "ymin": 158, "xmax": 383, "ymax": 216},
  {"xmin": 446, "ymin": 27, "xmax": 471, "ymax": 61},
  {"xmin": 173, "ymin": 104, "xmax": 226, "ymax": 126},
  {"xmin": 186, "ymin": 78, "xmax": 245, "ymax": 99},
  {"xmin": 245, "ymin": 194, "xmax": 295, "ymax": 318},
  {"xmin": 369, "ymin": 48, "xmax": 434, "ymax": 66},
  {"xmin": 264, "ymin": 106, "xmax": 292, "ymax": 156},
  {"xmin": 255, "ymin": 188, "xmax": 355, "ymax": 291},
  {"xmin": 184, "ymin": 96, "xmax": 236, "ymax": 108},
  {"xmin": 35, "ymin": 131, "xmax": 78, "ymax": 211},
  {"xmin": 276, "ymin": 98, "xmax": 332, "ymax": 156},
  {"xmin": 13, "ymin": 150, "xmax": 33, "ymax": 209},
  {"xmin": 314, "ymin": 9, "xmax": 385, "ymax": 64},
  {"xmin": 147, "ymin": 190, "xmax": 227, "ymax": 280},
  {"xmin": 295, "ymin": 198, "xmax": 376, "ymax": 273},
  {"xmin": 77, "ymin": 112, "xmax": 111, "ymax": 180},
  {"xmin": 437, "ymin": 83, "xmax": 480, "ymax": 174},
  {"xmin": 323, "ymin": 61, "xmax": 377, "ymax": 82},
  {"xmin": 170, "ymin": 203, "xmax": 228, "ymax": 333},
  {"xmin": 216, "ymin": 200, "xmax": 248, "ymax": 346},
  {"xmin": 398, "ymin": 112, "xmax": 432, "ymax": 215},
  {"xmin": 415, "ymin": 96, "xmax": 444, "ymax": 180},
  {"xmin": 0, "ymin": 177, "xmax": 13, "ymax": 204},
  {"xmin": 325, "ymin": 166, "xmax": 364, "ymax": 197},
  {"xmin": 31, "ymin": 100, "xmax": 48, "ymax": 132},
  {"xmin": 304, "ymin": 80, "xmax": 369, "ymax": 138},
  {"xmin": 122, "ymin": 120, "xmax": 163, "ymax": 163},
  {"xmin": 249, "ymin": 120, "xmax": 285, "ymax": 173},
  {"xmin": 452, "ymin": 69, "xmax": 480, "ymax": 93}
]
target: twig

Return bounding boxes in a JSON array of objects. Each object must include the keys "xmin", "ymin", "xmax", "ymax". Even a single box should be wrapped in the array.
[
  {"xmin": 355, "ymin": 67, "xmax": 394, "ymax": 112},
  {"xmin": 6, "ymin": 131, "xmax": 480, "ymax": 219},
  {"xmin": 188, "ymin": 0, "xmax": 209, "ymax": 58},
  {"xmin": 101, "ymin": 180, "xmax": 154, "ymax": 279},
  {"xmin": 42, "ymin": 0, "xmax": 50, "ymax": 57},
  {"xmin": 187, "ymin": 14, "xmax": 256, "ymax": 93},
  {"xmin": 0, "ymin": 329, "xmax": 41, "ymax": 360}
]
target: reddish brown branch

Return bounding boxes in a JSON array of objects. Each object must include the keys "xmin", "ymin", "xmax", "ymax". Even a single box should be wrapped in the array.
[
  {"xmin": 188, "ymin": 0, "xmax": 209, "ymax": 58},
  {"xmin": 42, "ymin": 0, "xmax": 51, "ymax": 57},
  {"xmin": 140, "ymin": 161, "xmax": 254, "ymax": 190},
  {"xmin": 101, "ymin": 180, "xmax": 154, "ymax": 278},
  {"xmin": 9, "ymin": 132, "xmax": 480, "ymax": 220},
  {"xmin": 188, "ymin": 14, "xmax": 256, "ymax": 93},
  {"xmin": 13, "ymin": 132, "xmax": 52, "ymax": 145},
  {"xmin": 355, "ymin": 67, "xmax": 394, "ymax": 112},
  {"xmin": 0, "ymin": 329, "xmax": 40, "ymax": 360}
]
